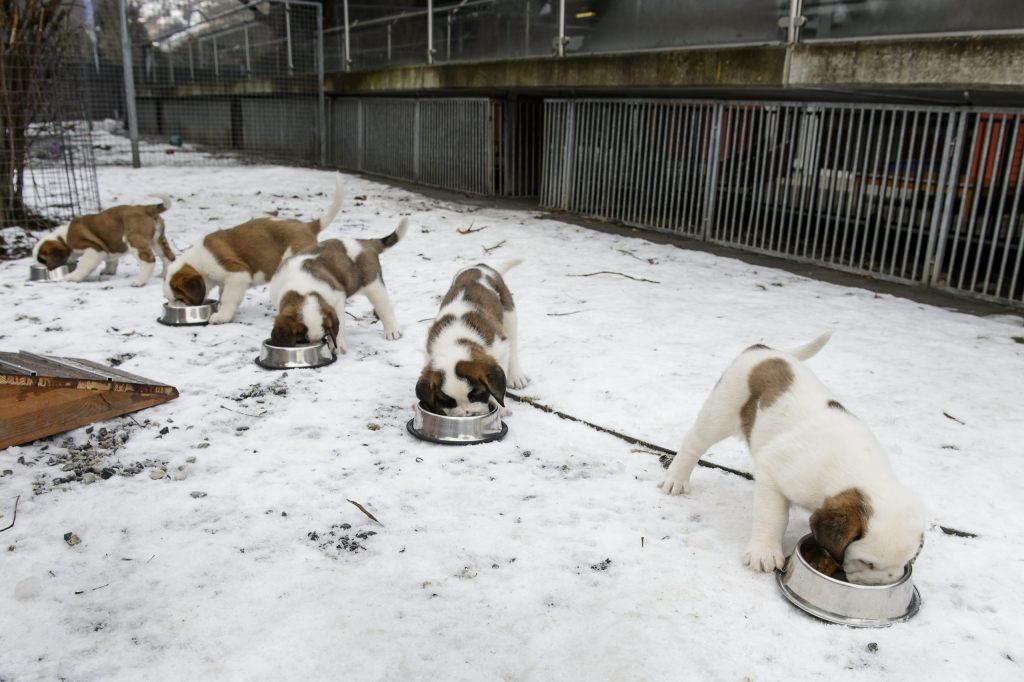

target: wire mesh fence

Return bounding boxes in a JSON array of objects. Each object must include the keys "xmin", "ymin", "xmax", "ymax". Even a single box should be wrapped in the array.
[{"xmin": 0, "ymin": 2, "xmax": 101, "ymax": 242}]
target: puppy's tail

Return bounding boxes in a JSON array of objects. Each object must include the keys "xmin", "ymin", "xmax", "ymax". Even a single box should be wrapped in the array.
[
  {"xmin": 315, "ymin": 174, "xmax": 344, "ymax": 233},
  {"xmin": 145, "ymin": 193, "xmax": 172, "ymax": 215},
  {"xmin": 378, "ymin": 217, "xmax": 408, "ymax": 251},
  {"xmin": 785, "ymin": 332, "xmax": 833, "ymax": 361},
  {"xmin": 494, "ymin": 258, "xmax": 523, "ymax": 275}
]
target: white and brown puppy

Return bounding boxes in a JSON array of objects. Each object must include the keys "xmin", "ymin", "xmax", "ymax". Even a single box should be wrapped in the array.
[
  {"xmin": 268, "ymin": 218, "xmax": 408, "ymax": 351},
  {"xmin": 163, "ymin": 177, "xmax": 343, "ymax": 324},
  {"xmin": 659, "ymin": 333, "xmax": 924, "ymax": 585},
  {"xmin": 416, "ymin": 261, "xmax": 530, "ymax": 417},
  {"xmin": 32, "ymin": 196, "xmax": 174, "ymax": 286}
]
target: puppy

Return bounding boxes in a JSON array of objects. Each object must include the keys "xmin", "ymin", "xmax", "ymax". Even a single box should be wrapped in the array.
[
  {"xmin": 268, "ymin": 218, "xmax": 408, "ymax": 351},
  {"xmin": 32, "ymin": 196, "xmax": 174, "ymax": 286},
  {"xmin": 164, "ymin": 177, "xmax": 342, "ymax": 324},
  {"xmin": 416, "ymin": 261, "xmax": 530, "ymax": 417},
  {"xmin": 659, "ymin": 333, "xmax": 924, "ymax": 585}
]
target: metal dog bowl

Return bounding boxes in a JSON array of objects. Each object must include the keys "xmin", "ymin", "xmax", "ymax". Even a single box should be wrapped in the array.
[
  {"xmin": 406, "ymin": 402, "xmax": 507, "ymax": 445},
  {"xmin": 256, "ymin": 338, "xmax": 336, "ymax": 370},
  {"xmin": 776, "ymin": 534, "xmax": 921, "ymax": 628},
  {"xmin": 157, "ymin": 300, "xmax": 219, "ymax": 326},
  {"xmin": 29, "ymin": 263, "xmax": 70, "ymax": 282}
]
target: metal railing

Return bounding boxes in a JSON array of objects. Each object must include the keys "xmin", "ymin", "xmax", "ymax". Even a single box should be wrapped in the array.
[{"xmin": 542, "ymin": 99, "xmax": 1024, "ymax": 306}]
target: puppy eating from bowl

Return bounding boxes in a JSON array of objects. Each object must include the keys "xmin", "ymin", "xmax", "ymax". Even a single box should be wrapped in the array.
[
  {"xmin": 33, "ymin": 195, "xmax": 175, "ymax": 286},
  {"xmin": 268, "ymin": 217, "xmax": 408, "ymax": 352},
  {"xmin": 163, "ymin": 176, "xmax": 343, "ymax": 324},
  {"xmin": 416, "ymin": 261, "xmax": 530, "ymax": 417},
  {"xmin": 658, "ymin": 333, "xmax": 924, "ymax": 585}
]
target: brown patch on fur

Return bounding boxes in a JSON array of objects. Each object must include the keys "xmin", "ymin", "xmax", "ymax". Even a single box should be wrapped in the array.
[
  {"xmin": 739, "ymin": 358, "xmax": 794, "ymax": 441},
  {"xmin": 415, "ymin": 367, "xmax": 447, "ymax": 413},
  {"xmin": 455, "ymin": 351, "xmax": 507, "ymax": 407},
  {"xmin": 485, "ymin": 272, "xmax": 515, "ymax": 312},
  {"xmin": 827, "ymin": 400, "xmax": 847, "ymax": 411},
  {"xmin": 427, "ymin": 314, "xmax": 457, "ymax": 350},
  {"xmin": 271, "ymin": 291, "xmax": 309, "ymax": 346},
  {"xmin": 810, "ymin": 488, "xmax": 872, "ymax": 564},
  {"xmin": 202, "ymin": 218, "xmax": 321, "ymax": 278},
  {"xmin": 37, "ymin": 239, "xmax": 72, "ymax": 270},
  {"xmin": 170, "ymin": 264, "xmax": 206, "ymax": 305},
  {"xmin": 299, "ymin": 239, "xmax": 383, "ymax": 296},
  {"xmin": 437, "ymin": 267, "xmax": 509, "ymax": 347}
]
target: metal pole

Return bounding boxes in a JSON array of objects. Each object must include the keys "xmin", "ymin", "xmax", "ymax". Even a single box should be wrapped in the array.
[
  {"xmin": 786, "ymin": 0, "xmax": 804, "ymax": 44},
  {"xmin": 188, "ymin": 39, "xmax": 194, "ymax": 80},
  {"xmin": 557, "ymin": 0, "xmax": 566, "ymax": 56},
  {"xmin": 387, "ymin": 23, "xmax": 392, "ymax": 63},
  {"xmin": 427, "ymin": 0, "xmax": 434, "ymax": 64},
  {"xmin": 286, "ymin": 3, "xmax": 294, "ymax": 75},
  {"xmin": 119, "ymin": 0, "xmax": 140, "ymax": 168},
  {"xmin": 343, "ymin": 0, "xmax": 351, "ymax": 71},
  {"xmin": 524, "ymin": 0, "xmax": 531, "ymax": 56},
  {"xmin": 213, "ymin": 35, "xmax": 219, "ymax": 77},
  {"xmin": 316, "ymin": 5, "xmax": 327, "ymax": 166},
  {"xmin": 244, "ymin": 24, "xmax": 251, "ymax": 74}
]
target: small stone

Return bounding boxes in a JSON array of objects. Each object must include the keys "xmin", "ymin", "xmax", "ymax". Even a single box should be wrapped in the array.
[
  {"xmin": 185, "ymin": 456, "xmax": 196, "ymax": 463},
  {"xmin": 190, "ymin": 491, "xmax": 207, "ymax": 498},
  {"xmin": 149, "ymin": 469, "xmax": 166, "ymax": 480},
  {"xmin": 366, "ymin": 423, "xmax": 381, "ymax": 431},
  {"xmin": 61, "ymin": 463, "xmax": 77, "ymax": 472},
  {"xmin": 193, "ymin": 442, "xmax": 210, "ymax": 449},
  {"xmin": 159, "ymin": 427, "xmax": 169, "ymax": 436},
  {"xmin": 64, "ymin": 532, "xmax": 81, "ymax": 546},
  {"xmin": 83, "ymin": 473, "xmax": 98, "ymax": 484},
  {"xmin": 98, "ymin": 427, "xmax": 107, "ymax": 437},
  {"xmin": 85, "ymin": 427, "xmax": 94, "ymax": 435},
  {"xmin": 867, "ymin": 643, "xmax": 879, "ymax": 653},
  {"xmin": 236, "ymin": 426, "xmax": 249, "ymax": 432},
  {"xmin": 1, "ymin": 469, "xmax": 12, "ymax": 477}
]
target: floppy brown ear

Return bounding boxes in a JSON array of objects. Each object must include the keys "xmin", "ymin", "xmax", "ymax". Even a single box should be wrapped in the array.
[
  {"xmin": 416, "ymin": 368, "xmax": 443, "ymax": 411},
  {"xmin": 456, "ymin": 358, "xmax": 507, "ymax": 407},
  {"xmin": 810, "ymin": 488, "xmax": 871, "ymax": 563},
  {"xmin": 171, "ymin": 267, "xmax": 206, "ymax": 305},
  {"xmin": 271, "ymin": 315, "xmax": 307, "ymax": 347},
  {"xmin": 39, "ymin": 241, "xmax": 71, "ymax": 270},
  {"xmin": 321, "ymin": 303, "xmax": 340, "ymax": 346}
]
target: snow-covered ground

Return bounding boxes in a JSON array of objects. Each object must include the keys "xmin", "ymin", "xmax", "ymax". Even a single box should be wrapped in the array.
[{"xmin": 1, "ymin": 159, "xmax": 1023, "ymax": 681}]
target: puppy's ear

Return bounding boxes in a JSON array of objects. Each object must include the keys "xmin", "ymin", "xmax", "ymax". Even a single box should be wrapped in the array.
[
  {"xmin": 810, "ymin": 488, "xmax": 871, "ymax": 563},
  {"xmin": 271, "ymin": 314, "xmax": 304, "ymax": 347},
  {"xmin": 39, "ymin": 241, "xmax": 71, "ymax": 270},
  {"xmin": 415, "ymin": 368, "xmax": 443, "ymax": 412},
  {"xmin": 456, "ymin": 358, "xmax": 507, "ymax": 407},
  {"xmin": 322, "ymin": 304, "xmax": 340, "ymax": 346},
  {"xmin": 170, "ymin": 267, "xmax": 206, "ymax": 305}
]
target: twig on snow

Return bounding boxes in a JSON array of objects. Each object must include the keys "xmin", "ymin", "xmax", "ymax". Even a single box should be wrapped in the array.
[
  {"xmin": 939, "ymin": 526, "xmax": 978, "ymax": 538},
  {"xmin": 546, "ymin": 310, "xmax": 588, "ymax": 317},
  {"xmin": 943, "ymin": 411, "xmax": 966, "ymax": 425},
  {"xmin": 567, "ymin": 271, "xmax": 660, "ymax": 284},
  {"xmin": 219, "ymin": 404, "xmax": 266, "ymax": 418},
  {"xmin": 457, "ymin": 223, "xmax": 488, "ymax": 235},
  {"xmin": 0, "ymin": 495, "xmax": 19, "ymax": 533},
  {"xmin": 483, "ymin": 240, "xmax": 506, "ymax": 254},
  {"xmin": 347, "ymin": 499, "xmax": 383, "ymax": 526}
]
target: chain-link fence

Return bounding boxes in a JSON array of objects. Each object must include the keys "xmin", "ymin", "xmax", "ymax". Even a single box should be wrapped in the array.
[{"xmin": 0, "ymin": 1, "xmax": 101, "ymax": 246}]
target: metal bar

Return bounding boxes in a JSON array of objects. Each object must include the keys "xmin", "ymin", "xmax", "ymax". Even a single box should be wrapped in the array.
[
  {"xmin": 213, "ymin": 34, "xmax": 220, "ymax": 76},
  {"xmin": 895, "ymin": 110, "xmax": 923, "ymax": 277},
  {"xmin": 344, "ymin": 0, "xmax": 352, "ymax": 70},
  {"xmin": 702, "ymin": 105, "xmax": 724, "ymax": 239},
  {"xmin": 244, "ymin": 23, "xmax": 251, "ymax": 73},
  {"xmin": 786, "ymin": 0, "xmax": 804, "ymax": 44},
  {"xmin": 285, "ymin": 3, "xmax": 294, "ymax": 74},
  {"xmin": 983, "ymin": 115, "xmax": 1021, "ymax": 293},
  {"xmin": 997, "ymin": 118, "xmax": 1024, "ymax": 298},
  {"xmin": 427, "ymin": 0, "xmax": 434, "ymax": 64},
  {"xmin": 316, "ymin": 4, "xmax": 327, "ymax": 166},
  {"xmin": 119, "ymin": 0, "xmax": 140, "ymax": 168},
  {"xmin": 967, "ymin": 115, "xmax": 1009, "ymax": 291},
  {"xmin": 928, "ymin": 111, "xmax": 969, "ymax": 286},
  {"xmin": 557, "ymin": 0, "xmax": 566, "ymax": 57},
  {"xmin": 561, "ymin": 102, "xmax": 576, "ymax": 208},
  {"xmin": 907, "ymin": 111, "xmax": 941, "ymax": 280},
  {"xmin": 866, "ymin": 109, "xmax": 898, "ymax": 272},
  {"xmin": 855, "ymin": 109, "xmax": 885, "ymax": 269},
  {"xmin": 954, "ymin": 115, "xmax": 995, "ymax": 289},
  {"xmin": 807, "ymin": 107, "xmax": 833, "ymax": 259}
]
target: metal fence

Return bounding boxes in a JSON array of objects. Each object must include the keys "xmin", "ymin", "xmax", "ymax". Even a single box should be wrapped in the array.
[{"xmin": 541, "ymin": 99, "xmax": 1024, "ymax": 306}]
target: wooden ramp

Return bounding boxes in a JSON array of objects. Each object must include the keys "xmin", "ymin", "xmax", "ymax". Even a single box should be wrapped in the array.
[{"xmin": 0, "ymin": 351, "xmax": 178, "ymax": 450}]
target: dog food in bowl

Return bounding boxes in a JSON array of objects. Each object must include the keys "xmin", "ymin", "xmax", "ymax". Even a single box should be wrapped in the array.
[
  {"xmin": 256, "ymin": 338, "xmax": 336, "ymax": 370},
  {"xmin": 158, "ymin": 300, "xmax": 220, "ymax": 326},
  {"xmin": 406, "ymin": 402, "xmax": 507, "ymax": 445},
  {"xmin": 776, "ymin": 534, "xmax": 921, "ymax": 627}
]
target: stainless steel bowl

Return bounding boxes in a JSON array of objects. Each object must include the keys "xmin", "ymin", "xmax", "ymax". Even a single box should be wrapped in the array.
[
  {"xmin": 776, "ymin": 534, "xmax": 921, "ymax": 627},
  {"xmin": 157, "ymin": 300, "xmax": 219, "ymax": 326},
  {"xmin": 406, "ymin": 402, "xmax": 507, "ymax": 445},
  {"xmin": 256, "ymin": 338, "xmax": 336, "ymax": 370},
  {"xmin": 28, "ymin": 263, "xmax": 70, "ymax": 282}
]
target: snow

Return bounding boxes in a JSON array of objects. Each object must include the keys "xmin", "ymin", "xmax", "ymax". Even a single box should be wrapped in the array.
[{"xmin": 1, "ymin": 157, "xmax": 1023, "ymax": 680}]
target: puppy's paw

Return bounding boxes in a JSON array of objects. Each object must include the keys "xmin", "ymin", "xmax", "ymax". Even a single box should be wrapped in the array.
[
  {"xmin": 130, "ymin": 278, "xmax": 147, "ymax": 287},
  {"xmin": 658, "ymin": 475, "xmax": 690, "ymax": 496},
  {"xmin": 64, "ymin": 272, "xmax": 87, "ymax": 283},
  {"xmin": 500, "ymin": 405, "xmax": 513, "ymax": 417},
  {"xmin": 207, "ymin": 311, "xmax": 232, "ymax": 325},
  {"xmin": 508, "ymin": 372, "xmax": 530, "ymax": 390},
  {"xmin": 743, "ymin": 544, "xmax": 785, "ymax": 573},
  {"xmin": 383, "ymin": 329, "xmax": 402, "ymax": 341}
]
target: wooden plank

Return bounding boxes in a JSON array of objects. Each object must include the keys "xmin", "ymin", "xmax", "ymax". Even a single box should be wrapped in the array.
[
  {"xmin": 0, "ymin": 385, "xmax": 175, "ymax": 449},
  {"xmin": 0, "ymin": 374, "xmax": 178, "ymax": 396}
]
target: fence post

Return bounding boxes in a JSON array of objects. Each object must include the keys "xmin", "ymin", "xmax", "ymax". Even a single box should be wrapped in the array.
[
  {"xmin": 316, "ymin": 4, "xmax": 327, "ymax": 166},
  {"xmin": 343, "ymin": 0, "xmax": 351, "ymax": 71},
  {"xmin": 557, "ymin": 0, "xmax": 566, "ymax": 56},
  {"xmin": 427, "ymin": 0, "xmax": 434, "ymax": 64},
  {"xmin": 702, "ymin": 105, "xmax": 725, "ymax": 240},
  {"xmin": 413, "ymin": 100, "xmax": 422, "ymax": 181},
  {"xmin": 784, "ymin": 0, "xmax": 805, "ymax": 43},
  {"xmin": 927, "ymin": 110, "xmax": 969, "ymax": 287},
  {"xmin": 118, "ymin": 0, "xmax": 140, "ymax": 168},
  {"xmin": 244, "ymin": 24, "xmax": 251, "ymax": 74},
  {"xmin": 560, "ymin": 101, "xmax": 576, "ymax": 207},
  {"xmin": 285, "ymin": 3, "xmax": 294, "ymax": 75}
]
